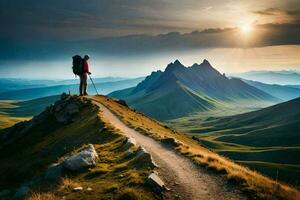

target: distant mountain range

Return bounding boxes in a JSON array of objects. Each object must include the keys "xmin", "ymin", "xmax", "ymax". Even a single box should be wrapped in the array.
[
  {"xmin": 110, "ymin": 59, "xmax": 278, "ymax": 120},
  {"xmin": 243, "ymin": 79, "xmax": 300, "ymax": 101},
  {"xmin": 0, "ymin": 77, "xmax": 130, "ymax": 94},
  {"xmin": 0, "ymin": 77, "xmax": 144, "ymax": 100},
  {"xmin": 232, "ymin": 71, "xmax": 300, "ymax": 85}
]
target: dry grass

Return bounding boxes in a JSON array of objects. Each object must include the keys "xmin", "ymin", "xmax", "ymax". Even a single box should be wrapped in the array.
[
  {"xmin": 93, "ymin": 95, "xmax": 300, "ymax": 200},
  {"xmin": 60, "ymin": 178, "xmax": 81, "ymax": 191},
  {"xmin": 26, "ymin": 192, "xmax": 58, "ymax": 200}
]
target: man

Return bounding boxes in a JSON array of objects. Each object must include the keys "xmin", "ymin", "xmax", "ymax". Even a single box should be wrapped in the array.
[{"xmin": 80, "ymin": 55, "xmax": 91, "ymax": 96}]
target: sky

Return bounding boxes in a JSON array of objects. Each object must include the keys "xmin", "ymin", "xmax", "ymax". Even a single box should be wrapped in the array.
[{"xmin": 0, "ymin": 0, "xmax": 300, "ymax": 79}]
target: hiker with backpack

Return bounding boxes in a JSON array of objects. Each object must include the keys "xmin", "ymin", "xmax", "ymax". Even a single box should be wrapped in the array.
[{"xmin": 72, "ymin": 55, "xmax": 92, "ymax": 96}]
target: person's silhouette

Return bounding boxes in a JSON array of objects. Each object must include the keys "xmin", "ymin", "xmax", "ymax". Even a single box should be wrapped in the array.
[{"xmin": 80, "ymin": 55, "xmax": 91, "ymax": 96}]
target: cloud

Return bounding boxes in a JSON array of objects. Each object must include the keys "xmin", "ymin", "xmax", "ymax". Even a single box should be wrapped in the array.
[
  {"xmin": 253, "ymin": 8, "xmax": 283, "ymax": 16},
  {"xmin": 1, "ymin": 21, "xmax": 299, "ymax": 62},
  {"xmin": 252, "ymin": 8, "xmax": 300, "ymax": 23}
]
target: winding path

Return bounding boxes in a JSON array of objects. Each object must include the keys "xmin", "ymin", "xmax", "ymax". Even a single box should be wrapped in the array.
[{"xmin": 92, "ymin": 100, "xmax": 247, "ymax": 200}]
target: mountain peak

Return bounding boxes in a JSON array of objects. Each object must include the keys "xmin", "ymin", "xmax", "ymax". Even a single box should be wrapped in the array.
[
  {"xmin": 202, "ymin": 59, "xmax": 211, "ymax": 66},
  {"xmin": 174, "ymin": 59, "xmax": 182, "ymax": 65},
  {"xmin": 165, "ymin": 59, "xmax": 185, "ymax": 72}
]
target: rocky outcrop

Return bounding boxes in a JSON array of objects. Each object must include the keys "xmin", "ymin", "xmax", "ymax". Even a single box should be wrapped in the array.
[
  {"xmin": 0, "ymin": 93, "xmax": 98, "ymax": 148},
  {"xmin": 161, "ymin": 137, "xmax": 181, "ymax": 148},
  {"xmin": 62, "ymin": 144, "xmax": 98, "ymax": 171},
  {"xmin": 123, "ymin": 137, "xmax": 136, "ymax": 149},
  {"xmin": 133, "ymin": 146, "xmax": 157, "ymax": 168},
  {"xmin": 146, "ymin": 172, "xmax": 165, "ymax": 192}
]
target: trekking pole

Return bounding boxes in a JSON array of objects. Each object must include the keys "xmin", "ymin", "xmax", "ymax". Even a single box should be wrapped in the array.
[{"xmin": 88, "ymin": 74, "xmax": 99, "ymax": 95}]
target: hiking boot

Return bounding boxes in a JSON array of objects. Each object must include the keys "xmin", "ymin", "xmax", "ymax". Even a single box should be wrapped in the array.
[{"xmin": 84, "ymin": 93, "xmax": 88, "ymax": 96}]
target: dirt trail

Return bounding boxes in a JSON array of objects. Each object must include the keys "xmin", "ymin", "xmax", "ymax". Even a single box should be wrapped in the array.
[{"xmin": 92, "ymin": 100, "xmax": 247, "ymax": 200}]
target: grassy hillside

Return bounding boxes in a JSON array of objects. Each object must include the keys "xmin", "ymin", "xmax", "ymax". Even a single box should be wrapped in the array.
[
  {"xmin": 0, "ymin": 95, "xmax": 60, "ymax": 129},
  {"xmin": 94, "ymin": 95, "xmax": 300, "ymax": 200},
  {"xmin": 110, "ymin": 60, "xmax": 278, "ymax": 120},
  {"xmin": 0, "ymin": 95, "xmax": 154, "ymax": 200},
  {"xmin": 169, "ymin": 98, "xmax": 300, "ymax": 185}
]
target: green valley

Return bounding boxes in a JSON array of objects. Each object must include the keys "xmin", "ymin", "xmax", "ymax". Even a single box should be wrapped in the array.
[
  {"xmin": 168, "ymin": 97, "xmax": 300, "ymax": 186},
  {"xmin": 0, "ymin": 96, "xmax": 60, "ymax": 129}
]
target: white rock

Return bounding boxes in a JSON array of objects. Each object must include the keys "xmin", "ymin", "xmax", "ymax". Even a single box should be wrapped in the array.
[
  {"xmin": 73, "ymin": 187, "xmax": 83, "ymax": 191},
  {"xmin": 86, "ymin": 187, "xmax": 93, "ymax": 191},
  {"xmin": 146, "ymin": 173, "xmax": 165, "ymax": 191},
  {"xmin": 134, "ymin": 146, "xmax": 157, "ymax": 168},
  {"xmin": 62, "ymin": 144, "xmax": 98, "ymax": 171}
]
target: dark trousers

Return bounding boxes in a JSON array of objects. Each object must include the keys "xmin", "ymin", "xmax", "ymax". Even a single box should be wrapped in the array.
[{"xmin": 79, "ymin": 73, "xmax": 88, "ymax": 95}]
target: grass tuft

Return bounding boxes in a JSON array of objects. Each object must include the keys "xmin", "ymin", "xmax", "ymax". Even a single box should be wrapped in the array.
[{"xmin": 116, "ymin": 188, "xmax": 141, "ymax": 200}]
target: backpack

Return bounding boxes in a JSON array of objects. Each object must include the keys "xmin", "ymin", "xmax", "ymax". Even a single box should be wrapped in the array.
[{"xmin": 72, "ymin": 55, "xmax": 83, "ymax": 75}]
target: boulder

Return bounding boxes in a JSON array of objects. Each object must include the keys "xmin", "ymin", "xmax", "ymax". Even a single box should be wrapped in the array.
[
  {"xmin": 124, "ymin": 137, "xmax": 136, "ymax": 149},
  {"xmin": 62, "ymin": 144, "xmax": 98, "ymax": 171},
  {"xmin": 161, "ymin": 137, "xmax": 181, "ymax": 147},
  {"xmin": 146, "ymin": 173, "xmax": 165, "ymax": 192},
  {"xmin": 134, "ymin": 147, "xmax": 157, "ymax": 168},
  {"xmin": 45, "ymin": 163, "xmax": 62, "ymax": 181}
]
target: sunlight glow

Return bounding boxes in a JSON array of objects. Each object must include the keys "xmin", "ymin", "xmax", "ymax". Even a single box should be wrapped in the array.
[{"xmin": 241, "ymin": 24, "xmax": 253, "ymax": 33}]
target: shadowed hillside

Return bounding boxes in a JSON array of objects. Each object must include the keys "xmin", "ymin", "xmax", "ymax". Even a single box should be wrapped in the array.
[
  {"xmin": 0, "ymin": 94, "xmax": 155, "ymax": 199},
  {"xmin": 110, "ymin": 59, "xmax": 279, "ymax": 120}
]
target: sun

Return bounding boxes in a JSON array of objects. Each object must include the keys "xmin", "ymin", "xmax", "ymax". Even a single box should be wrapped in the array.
[{"xmin": 240, "ymin": 24, "xmax": 253, "ymax": 33}]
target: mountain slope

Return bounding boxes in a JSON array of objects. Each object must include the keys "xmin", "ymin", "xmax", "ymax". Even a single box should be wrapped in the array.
[
  {"xmin": 93, "ymin": 95, "xmax": 300, "ymax": 200},
  {"xmin": 204, "ymin": 97, "xmax": 300, "ymax": 147},
  {"xmin": 0, "ymin": 94, "xmax": 298, "ymax": 199},
  {"xmin": 110, "ymin": 59, "xmax": 278, "ymax": 120},
  {"xmin": 0, "ymin": 78, "xmax": 144, "ymax": 100},
  {"xmin": 244, "ymin": 79, "xmax": 300, "ymax": 101},
  {"xmin": 0, "ymin": 95, "xmax": 154, "ymax": 199},
  {"xmin": 183, "ymin": 97, "xmax": 300, "ymax": 184}
]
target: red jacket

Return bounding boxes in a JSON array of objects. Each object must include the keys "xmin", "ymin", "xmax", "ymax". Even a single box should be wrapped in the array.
[{"xmin": 82, "ymin": 59, "xmax": 89, "ymax": 73}]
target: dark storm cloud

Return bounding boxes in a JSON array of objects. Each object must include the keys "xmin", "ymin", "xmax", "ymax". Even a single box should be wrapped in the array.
[
  {"xmin": 1, "ymin": 22, "xmax": 299, "ymax": 62},
  {"xmin": 0, "ymin": 0, "xmax": 300, "ymax": 62},
  {"xmin": 0, "ymin": 0, "xmax": 210, "ymax": 40}
]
